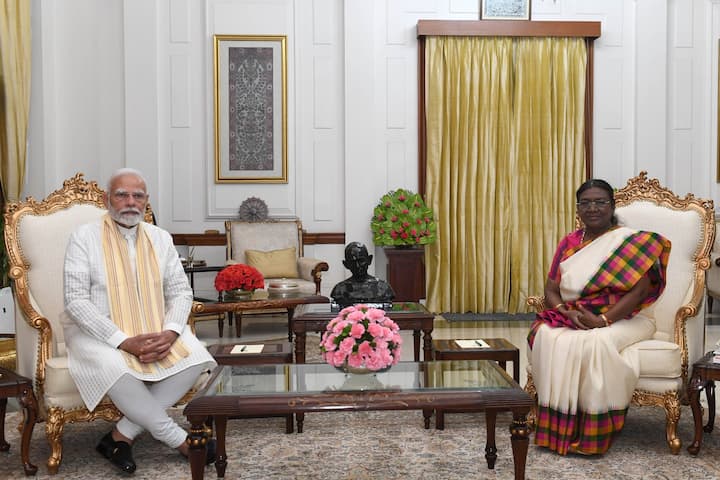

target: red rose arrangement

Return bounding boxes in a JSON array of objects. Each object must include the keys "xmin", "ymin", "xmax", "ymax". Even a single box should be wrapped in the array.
[{"xmin": 214, "ymin": 264, "xmax": 265, "ymax": 292}]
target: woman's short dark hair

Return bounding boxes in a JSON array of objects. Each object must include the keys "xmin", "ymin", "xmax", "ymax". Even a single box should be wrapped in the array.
[
  {"xmin": 576, "ymin": 178, "xmax": 618, "ymax": 225},
  {"xmin": 576, "ymin": 178, "xmax": 614, "ymax": 202}
]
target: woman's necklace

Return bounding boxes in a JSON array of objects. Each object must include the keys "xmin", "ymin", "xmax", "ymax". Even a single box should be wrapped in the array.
[{"xmin": 583, "ymin": 225, "xmax": 615, "ymax": 243}]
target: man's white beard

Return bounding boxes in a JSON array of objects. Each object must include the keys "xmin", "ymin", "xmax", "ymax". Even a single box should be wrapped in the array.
[{"xmin": 109, "ymin": 206, "xmax": 143, "ymax": 227}]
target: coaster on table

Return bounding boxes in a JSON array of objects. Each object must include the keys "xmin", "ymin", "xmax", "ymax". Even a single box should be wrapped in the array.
[
  {"xmin": 230, "ymin": 344, "xmax": 265, "ymax": 354},
  {"xmin": 454, "ymin": 339, "xmax": 490, "ymax": 349}
]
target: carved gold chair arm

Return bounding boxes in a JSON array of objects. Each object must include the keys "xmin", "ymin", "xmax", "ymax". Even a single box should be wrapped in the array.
[{"xmin": 526, "ymin": 295, "xmax": 546, "ymax": 313}]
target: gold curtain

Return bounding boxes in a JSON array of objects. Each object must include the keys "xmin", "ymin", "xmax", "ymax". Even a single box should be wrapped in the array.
[
  {"xmin": 425, "ymin": 36, "xmax": 586, "ymax": 314},
  {"xmin": 0, "ymin": 0, "xmax": 31, "ymax": 202}
]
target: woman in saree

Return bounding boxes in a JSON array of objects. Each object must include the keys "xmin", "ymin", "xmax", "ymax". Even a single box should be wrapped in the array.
[{"xmin": 528, "ymin": 178, "xmax": 671, "ymax": 455}]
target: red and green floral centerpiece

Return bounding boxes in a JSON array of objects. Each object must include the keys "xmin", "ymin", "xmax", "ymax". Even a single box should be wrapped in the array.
[
  {"xmin": 320, "ymin": 305, "xmax": 402, "ymax": 372},
  {"xmin": 214, "ymin": 263, "xmax": 265, "ymax": 300},
  {"xmin": 370, "ymin": 188, "xmax": 437, "ymax": 246}
]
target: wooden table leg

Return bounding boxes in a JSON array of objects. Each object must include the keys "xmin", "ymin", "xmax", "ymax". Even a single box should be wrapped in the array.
[
  {"xmin": 294, "ymin": 329, "xmax": 307, "ymax": 432},
  {"xmin": 215, "ymin": 416, "xmax": 227, "ymax": 479},
  {"xmin": 295, "ymin": 332, "xmax": 307, "ymax": 364},
  {"xmin": 285, "ymin": 414, "xmax": 294, "ymax": 434},
  {"xmin": 0, "ymin": 397, "xmax": 8, "ymax": 452},
  {"xmin": 435, "ymin": 409, "xmax": 445, "ymax": 430},
  {"xmin": 422, "ymin": 327, "xmax": 433, "ymax": 361},
  {"xmin": 510, "ymin": 414, "xmax": 530, "ymax": 480},
  {"xmin": 704, "ymin": 380, "xmax": 716, "ymax": 433},
  {"xmin": 688, "ymin": 372, "xmax": 706, "ymax": 455},
  {"xmin": 187, "ymin": 415, "xmax": 209, "ymax": 480},
  {"xmin": 18, "ymin": 385, "xmax": 38, "ymax": 475},
  {"xmin": 297, "ymin": 413, "xmax": 305, "ymax": 433},
  {"xmin": 485, "ymin": 411, "xmax": 497, "ymax": 469},
  {"xmin": 235, "ymin": 312, "xmax": 243, "ymax": 337},
  {"xmin": 287, "ymin": 308, "xmax": 295, "ymax": 342},
  {"xmin": 412, "ymin": 330, "xmax": 420, "ymax": 361},
  {"xmin": 422, "ymin": 409, "xmax": 432, "ymax": 429}
]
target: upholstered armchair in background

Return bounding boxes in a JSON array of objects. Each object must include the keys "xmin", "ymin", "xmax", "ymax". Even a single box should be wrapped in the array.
[
  {"xmin": 526, "ymin": 172, "xmax": 715, "ymax": 454},
  {"xmin": 224, "ymin": 219, "xmax": 329, "ymax": 295},
  {"xmin": 4, "ymin": 174, "xmax": 205, "ymax": 473}
]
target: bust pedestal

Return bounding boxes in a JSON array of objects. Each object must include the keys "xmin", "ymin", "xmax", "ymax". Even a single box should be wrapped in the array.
[{"xmin": 384, "ymin": 246, "xmax": 426, "ymax": 302}]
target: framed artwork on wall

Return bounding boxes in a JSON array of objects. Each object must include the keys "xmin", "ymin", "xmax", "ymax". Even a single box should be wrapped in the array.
[
  {"xmin": 213, "ymin": 34, "xmax": 288, "ymax": 183},
  {"xmin": 480, "ymin": 0, "xmax": 531, "ymax": 20}
]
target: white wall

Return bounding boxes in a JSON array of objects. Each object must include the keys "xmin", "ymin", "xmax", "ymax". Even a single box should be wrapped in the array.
[{"xmin": 25, "ymin": 0, "xmax": 720, "ymax": 295}]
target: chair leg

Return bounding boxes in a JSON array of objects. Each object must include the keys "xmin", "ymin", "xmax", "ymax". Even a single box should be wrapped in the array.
[
  {"xmin": 235, "ymin": 312, "xmax": 243, "ymax": 337},
  {"xmin": 709, "ymin": 295, "xmax": 714, "ymax": 314},
  {"xmin": 45, "ymin": 407, "xmax": 66, "ymax": 474},
  {"xmin": 663, "ymin": 392, "xmax": 682, "ymax": 454}
]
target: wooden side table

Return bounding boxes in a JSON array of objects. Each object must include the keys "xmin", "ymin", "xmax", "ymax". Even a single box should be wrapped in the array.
[
  {"xmin": 207, "ymin": 343, "xmax": 294, "ymax": 433},
  {"xmin": 0, "ymin": 367, "xmax": 38, "ymax": 475},
  {"xmin": 687, "ymin": 351, "xmax": 720, "ymax": 455},
  {"xmin": 207, "ymin": 342, "xmax": 293, "ymax": 366},
  {"xmin": 432, "ymin": 338, "xmax": 520, "ymax": 430},
  {"xmin": 432, "ymin": 338, "xmax": 520, "ymax": 382}
]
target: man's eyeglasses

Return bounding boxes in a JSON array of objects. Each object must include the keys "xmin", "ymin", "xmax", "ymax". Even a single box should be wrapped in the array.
[
  {"xmin": 576, "ymin": 200, "xmax": 612, "ymax": 209},
  {"xmin": 112, "ymin": 191, "xmax": 147, "ymax": 202}
]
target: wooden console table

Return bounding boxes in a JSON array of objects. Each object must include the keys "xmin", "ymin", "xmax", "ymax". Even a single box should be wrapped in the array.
[
  {"xmin": 0, "ymin": 367, "xmax": 38, "ymax": 476},
  {"xmin": 687, "ymin": 351, "xmax": 720, "ymax": 455},
  {"xmin": 191, "ymin": 293, "xmax": 329, "ymax": 339}
]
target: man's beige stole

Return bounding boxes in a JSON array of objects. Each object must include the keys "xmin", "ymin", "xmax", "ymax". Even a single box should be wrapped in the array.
[{"xmin": 102, "ymin": 214, "xmax": 188, "ymax": 373}]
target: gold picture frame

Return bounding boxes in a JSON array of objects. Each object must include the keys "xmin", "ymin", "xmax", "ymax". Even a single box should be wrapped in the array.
[
  {"xmin": 213, "ymin": 34, "xmax": 288, "ymax": 183},
  {"xmin": 480, "ymin": 0, "xmax": 531, "ymax": 20}
]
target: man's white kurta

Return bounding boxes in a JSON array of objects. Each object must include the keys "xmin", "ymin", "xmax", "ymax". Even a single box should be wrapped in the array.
[{"xmin": 63, "ymin": 220, "xmax": 216, "ymax": 411}]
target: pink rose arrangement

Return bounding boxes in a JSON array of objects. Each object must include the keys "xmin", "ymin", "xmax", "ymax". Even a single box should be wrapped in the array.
[{"xmin": 320, "ymin": 305, "xmax": 402, "ymax": 371}]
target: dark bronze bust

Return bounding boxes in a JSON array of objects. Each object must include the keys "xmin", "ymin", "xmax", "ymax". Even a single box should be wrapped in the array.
[{"xmin": 330, "ymin": 242, "xmax": 395, "ymax": 308}]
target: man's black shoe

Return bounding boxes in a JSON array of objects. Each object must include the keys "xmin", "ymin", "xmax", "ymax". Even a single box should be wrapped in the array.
[
  {"xmin": 205, "ymin": 439, "xmax": 217, "ymax": 465},
  {"xmin": 96, "ymin": 432, "xmax": 137, "ymax": 474}
]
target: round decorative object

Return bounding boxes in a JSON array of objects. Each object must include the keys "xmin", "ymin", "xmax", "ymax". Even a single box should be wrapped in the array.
[
  {"xmin": 237, "ymin": 197, "xmax": 269, "ymax": 222},
  {"xmin": 224, "ymin": 289, "xmax": 253, "ymax": 301},
  {"xmin": 267, "ymin": 279, "xmax": 300, "ymax": 297}
]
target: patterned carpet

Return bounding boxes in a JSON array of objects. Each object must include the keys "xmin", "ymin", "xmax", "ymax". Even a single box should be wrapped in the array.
[
  {"xmin": 2, "ymin": 406, "xmax": 720, "ymax": 479},
  {"xmin": 2, "ymin": 335, "xmax": 720, "ymax": 479}
]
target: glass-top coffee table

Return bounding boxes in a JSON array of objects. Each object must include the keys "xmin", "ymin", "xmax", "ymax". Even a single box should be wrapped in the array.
[{"xmin": 184, "ymin": 360, "xmax": 532, "ymax": 480}]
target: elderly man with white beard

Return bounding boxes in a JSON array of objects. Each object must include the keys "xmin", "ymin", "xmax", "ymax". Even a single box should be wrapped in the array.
[{"xmin": 63, "ymin": 168, "xmax": 216, "ymax": 474}]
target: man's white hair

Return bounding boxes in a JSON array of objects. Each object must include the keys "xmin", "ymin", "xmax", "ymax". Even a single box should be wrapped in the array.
[{"xmin": 106, "ymin": 168, "xmax": 147, "ymax": 192}]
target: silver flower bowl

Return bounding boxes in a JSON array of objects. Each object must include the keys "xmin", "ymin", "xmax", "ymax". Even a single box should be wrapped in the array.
[{"xmin": 267, "ymin": 279, "xmax": 300, "ymax": 297}]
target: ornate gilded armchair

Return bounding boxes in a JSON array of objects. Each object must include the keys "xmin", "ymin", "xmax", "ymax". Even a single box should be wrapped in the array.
[
  {"xmin": 525, "ymin": 172, "xmax": 714, "ymax": 454},
  {"xmin": 5, "ymin": 174, "xmax": 204, "ymax": 473}
]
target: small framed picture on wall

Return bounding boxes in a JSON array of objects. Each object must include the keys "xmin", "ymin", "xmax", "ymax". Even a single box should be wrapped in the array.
[{"xmin": 480, "ymin": 0, "xmax": 531, "ymax": 20}]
